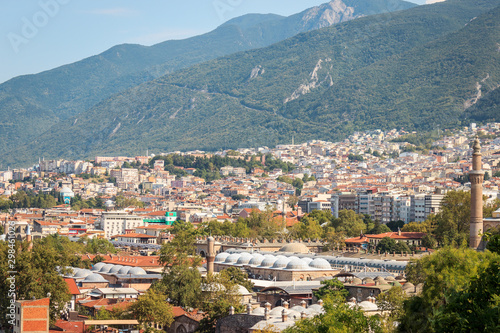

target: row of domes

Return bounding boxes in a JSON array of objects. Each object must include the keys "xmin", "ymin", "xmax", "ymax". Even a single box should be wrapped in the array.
[
  {"xmin": 215, "ymin": 252, "xmax": 332, "ymax": 270},
  {"xmin": 91, "ymin": 262, "xmax": 147, "ymax": 275},
  {"xmin": 65, "ymin": 268, "xmax": 108, "ymax": 283}
]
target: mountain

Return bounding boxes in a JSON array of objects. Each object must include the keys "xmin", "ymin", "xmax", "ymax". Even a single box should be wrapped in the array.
[
  {"xmin": 0, "ymin": 0, "xmax": 415, "ymax": 158},
  {"xmin": 3, "ymin": 0, "xmax": 499, "ymax": 167}
]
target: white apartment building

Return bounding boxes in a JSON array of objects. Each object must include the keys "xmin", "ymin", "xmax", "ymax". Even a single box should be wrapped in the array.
[{"xmin": 96, "ymin": 211, "xmax": 144, "ymax": 238}]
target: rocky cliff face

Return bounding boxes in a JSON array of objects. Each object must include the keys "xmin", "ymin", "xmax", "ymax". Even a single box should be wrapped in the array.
[{"xmin": 300, "ymin": 0, "xmax": 358, "ymax": 30}]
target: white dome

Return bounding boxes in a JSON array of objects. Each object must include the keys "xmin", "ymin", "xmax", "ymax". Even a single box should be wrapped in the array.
[
  {"xmin": 278, "ymin": 243, "xmax": 309, "ymax": 254},
  {"xmin": 248, "ymin": 254, "xmax": 265, "ymax": 266},
  {"xmin": 118, "ymin": 266, "xmax": 132, "ymax": 274},
  {"xmin": 236, "ymin": 285, "xmax": 251, "ymax": 295},
  {"xmin": 269, "ymin": 306, "xmax": 286, "ymax": 316},
  {"xmin": 99, "ymin": 264, "xmax": 114, "ymax": 273},
  {"xmin": 83, "ymin": 273, "xmax": 108, "ymax": 283},
  {"xmin": 252, "ymin": 307, "xmax": 266, "ymax": 315},
  {"xmin": 215, "ymin": 253, "xmax": 230, "ymax": 262},
  {"xmin": 308, "ymin": 304, "xmax": 324, "ymax": 313},
  {"xmin": 309, "ymin": 258, "xmax": 331, "ymax": 270},
  {"xmin": 358, "ymin": 301, "xmax": 378, "ymax": 311},
  {"xmin": 285, "ymin": 258, "xmax": 310, "ymax": 270},
  {"xmin": 259, "ymin": 255, "xmax": 277, "ymax": 267},
  {"xmin": 300, "ymin": 257, "xmax": 313, "ymax": 265},
  {"xmin": 272, "ymin": 257, "xmax": 291, "ymax": 269},
  {"xmin": 236, "ymin": 253, "xmax": 254, "ymax": 265},
  {"xmin": 128, "ymin": 267, "xmax": 147, "ymax": 275},
  {"xmin": 92, "ymin": 262, "xmax": 106, "ymax": 271},
  {"xmin": 224, "ymin": 253, "xmax": 242, "ymax": 264},
  {"xmin": 73, "ymin": 269, "xmax": 92, "ymax": 278},
  {"xmin": 109, "ymin": 265, "xmax": 124, "ymax": 274}
]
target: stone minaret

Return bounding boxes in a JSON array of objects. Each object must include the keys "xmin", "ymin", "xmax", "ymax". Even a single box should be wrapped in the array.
[
  {"xmin": 470, "ymin": 137, "xmax": 484, "ymax": 249},
  {"xmin": 207, "ymin": 236, "xmax": 215, "ymax": 275}
]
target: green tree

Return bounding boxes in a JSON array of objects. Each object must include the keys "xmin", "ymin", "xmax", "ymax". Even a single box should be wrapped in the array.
[
  {"xmin": 198, "ymin": 273, "xmax": 245, "ymax": 333},
  {"xmin": 130, "ymin": 290, "xmax": 174, "ymax": 330},
  {"xmin": 401, "ymin": 221, "xmax": 430, "ymax": 233},
  {"xmin": 376, "ymin": 286, "xmax": 406, "ymax": 332},
  {"xmin": 219, "ymin": 266, "xmax": 254, "ymax": 292},
  {"xmin": 376, "ymin": 237, "xmax": 410, "ymax": 254},
  {"xmin": 85, "ymin": 238, "xmax": 117, "ymax": 254},
  {"xmin": 0, "ymin": 239, "xmax": 72, "ymax": 327},
  {"xmin": 332, "ymin": 210, "xmax": 366, "ymax": 237},
  {"xmin": 284, "ymin": 296, "xmax": 382, "ymax": 333},
  {"xmin": 431, "ymin": 258, "xmax": 500, "ymax": 332},
  {"xmin": 312, "ymin": 278, "xmax": 349, "ymax": 301},
  {"xmin": 400, "ymin": 247, "xmax": 499, "ymax": 332}
]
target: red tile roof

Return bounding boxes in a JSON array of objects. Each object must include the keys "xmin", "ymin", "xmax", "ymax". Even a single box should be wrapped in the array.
[{"xmin": 64, "ymin": 278, "xmax": 81, "ymax": 295}]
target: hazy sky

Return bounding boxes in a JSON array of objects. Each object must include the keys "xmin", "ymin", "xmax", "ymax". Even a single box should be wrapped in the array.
[{"xmin": 0, "ymin": 0, "xmax": 424, "ymax": 84}]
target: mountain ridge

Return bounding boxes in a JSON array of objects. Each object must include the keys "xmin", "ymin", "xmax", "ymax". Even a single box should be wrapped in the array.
[{"xmin": 3, "ymin": 0, "xmax": 498, "ymax": 167}]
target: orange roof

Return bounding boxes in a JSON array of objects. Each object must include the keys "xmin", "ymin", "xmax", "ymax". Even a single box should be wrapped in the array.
[
  {"xmin": 345, "ymin": 236, "xmax": 369, "ymax": 244},
  {"xmin": 64, "ymin": 278, "xmax": 81, "ymax": 295},
  {"xmin": 367, "ymin": 232, "xmax": 426, "ymax": 240},
  {"xmin": 54, "ymin": 320, "xmax": 84, "ymax": 333},
  {"xmin": 116, "ymin": 233, "xmax": 156, "ymax": 238}
]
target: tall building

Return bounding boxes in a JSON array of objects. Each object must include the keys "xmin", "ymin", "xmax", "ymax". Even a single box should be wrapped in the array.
[
  {"xmin": 14, "ymin": 298, "xmax": 50, "ymax": 333},
  {"xmin": 96, "ymin": 211, "xmax": 144, "ymax": 238},
  {"xmin": 469, "ymin": 137, "xmax": 484, "ymax": 249}
]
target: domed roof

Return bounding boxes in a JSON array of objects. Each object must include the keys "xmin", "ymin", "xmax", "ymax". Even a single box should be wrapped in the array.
[
  {"xmin": 352, "ymin": 277, "xmax": 363, "ymax": 285},
  {"xmin": 248, "ymin": 254, "xmax": 265, "ymax": 266},
  {"xmin": 224, "ymin": 253, "xmax": 242, "ymax": 264},
  {"xmin": 99, "ymin": 264, "xmax": 114, "ymax": 273},
  {"xmin": 300, "ymin": 257, "xmax": 313, "ymax": 265},
  {"xmin": 285, "ymin": 258, "xmax": 310, "ymax": 270},
  {"xmin": 118, "ymin": 266, "xmax": 132, "ymax": 275},
  {"xmin": 362, "ymin": 278, "xmax": 375, "ymax": 284},
  {"xmin": 109, "ymin": 265, "xmax": 124, "ymax": 274},
  {"xmin": 215, "ymin": 252, "xmax": 230, "ymax": 262},
  {"xmin": 385, "ymin": 275, "xmax": 396, "ymax": 281},
  {"xmin": 358, "ymin": 301, "xmax": 378, "ymax": 311},
  {"xmin": 374, "ymin": 276, "xmax": 386, "ymax": 283},
  {"xmin": 290, "ymin": 305, "xmax": 307, "ymax": 313},
  {"xmin": 236, "ymin": 253, "xmax": 254, "ymax": 265},
  {"xmin": 83, "ymin": 273, "xmax": 108, "ymax": 283},
  {"xmin": 278, "ymin": 243, "xmax": 309, "ymax": 254},
  {"xmin": 309, "ymin": 258, "xmax": 331, "ymax": 270},
  {"xmin": 252, "ymin": 307, "xmax": 266, "ymax": 315},
  {"xmin": 272, "ymin": 257, "xmax": 291, "ymax": 269},
  {"xmin": 259, "ymin": 255, "xmax": 277, "ymax": 267},
  {"xmin": 402, "ymin": 282, "xmax": 415, "ymax": 290},
  {"xmin": 287, "ymin": 256, "xmax": 300, "ymax": 261},
  {"xmin": 308, "ymin": 304, "xmax": 324, "ymax": 313},
  {"xmin": 236, "ymin": 285, "xmax": 251, "ymax": 295},
  {"xmin": 269, "ymin": 306, "xmax": 286, "ymax": 316},
  {"xmin": 73, "ymin": 269, "xmax": 92, "ymax": 278},
  {"xmin": 66, "ymin": 267, "xmax": 80, "ymax": 276},
  {"xmin": 60, "ymin": 186, "xmax": 73, "ymax": 193},
  {"xmin": 92, "ymin": 262, "xmax": 106, "ymax": 271},
  {"xmin": 128, "ymin": 267, "xmax": 147, "ymax": 275}
]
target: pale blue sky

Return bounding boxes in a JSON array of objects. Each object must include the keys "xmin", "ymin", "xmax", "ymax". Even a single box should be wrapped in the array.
[{"xmin": 0, "ymin": 0, "xmax": 423, "ymax": 84}]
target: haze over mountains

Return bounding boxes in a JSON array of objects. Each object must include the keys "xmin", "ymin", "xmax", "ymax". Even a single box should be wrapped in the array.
[{"xmin": 2, "ymin": 0, "xmax": 500, "ymax": 167}]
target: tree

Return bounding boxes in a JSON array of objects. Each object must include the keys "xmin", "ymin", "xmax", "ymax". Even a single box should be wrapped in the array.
[
  {"xmin": 219, "ymin": 267, "xmax": 253, "ymax": 292},
  {"xmin": 376, "ymin": 237, "xmax": 410, "ymax": 254},
  {"xmin": 431, "ymin": 258, "xmax": 500, "ymax": 332},
  {"xmin": 421, "ymin": 234, "xmax": 437, "ymax": 249},
  {"xmin": 130, "ymin": 290, "xmax": 174, "ymax": 330},
  {"xmin": 386, "ymin": 221, "xmax": 405, "ymax": 232},
  {"xmin": 85, "ymin": 238, "xmax": 117, "ymax": 254},
  {"xmin": 400, "ymin": 247, "xmax": 500, "ymax": 332},
  {"xmin": 376, "ymin": 286, "xmax": 406, "ymax": 332},
  {"xmin": 198, "ymin": 273, "xmax": 245, "ymax": 333},
  {"xmin": 312, "ymin": 278, "xmax": 349, "ymax": 301},
  {"xmin": 0, "ymin": 239, "xmax": 72, "ymax": 328},
  {"xmin": 433, "ymin": 191, "xmax": 471, "ymax": 246},
  {"xmin": 332, "ymin": 210, "xmax": 366, "ymax": 237},
  {"xmin": 401, "ymin": 221, "xmax": 430, "ymax": 233},
  {"xmin": 283, "ymin": 295, "xmax": 382, "ymax": 333},
  {"xmin": 369, "ymin": 222, "xmax": 391, "ymax": 234}
]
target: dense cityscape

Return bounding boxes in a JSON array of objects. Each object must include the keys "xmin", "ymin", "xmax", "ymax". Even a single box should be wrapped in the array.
[
  {"xmin": 2, "ymin": 0, "xmax": 500, "ymax": 332},
  {"xmin": 2, "ymin": 123, "xmax": 500, "ymax": 332}
]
